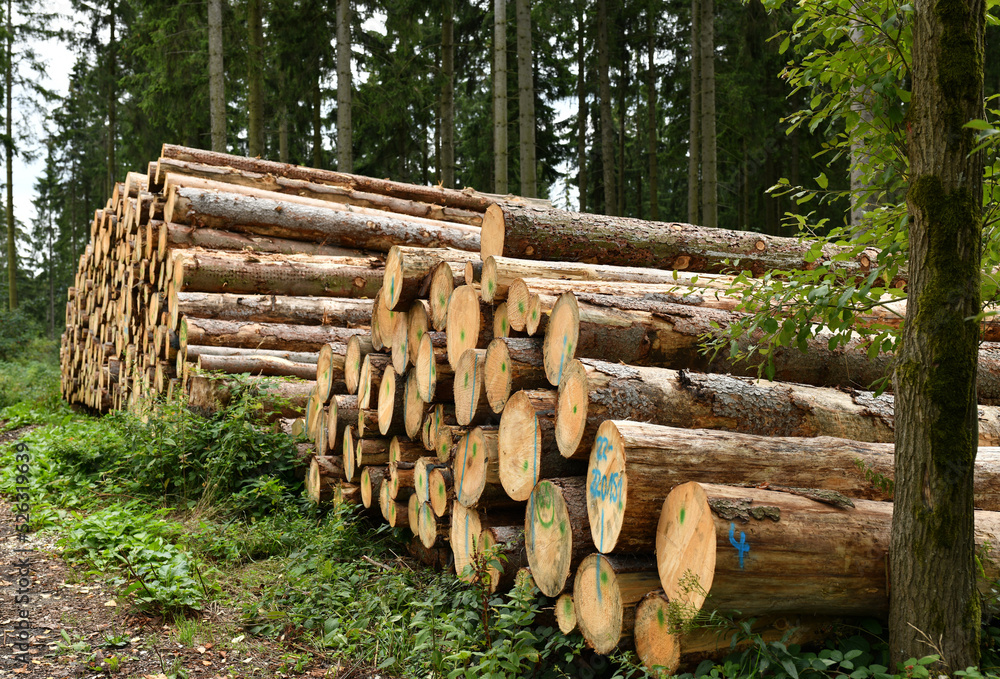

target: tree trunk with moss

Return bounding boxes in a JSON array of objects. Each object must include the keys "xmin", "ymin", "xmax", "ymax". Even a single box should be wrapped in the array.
[{"xmin": 890, "ymin": 0, "xmax": 985, "ymax": 668}]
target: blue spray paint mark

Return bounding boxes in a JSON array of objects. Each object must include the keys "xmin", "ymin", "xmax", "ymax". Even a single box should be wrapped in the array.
[
  {"xmin": 557, "ymin": 334, "xmax": 568, "ymax": 384},
  {"xmin": 457, "ymin": 435, "xmax": 470, "ymax": 501},
  {"xmin": 729, "ymin": 522, "xmax": 749, "ymax": 569},
  {"xmin": 468, "ymin": 354, "xmax": 478, "ymax": 423}
]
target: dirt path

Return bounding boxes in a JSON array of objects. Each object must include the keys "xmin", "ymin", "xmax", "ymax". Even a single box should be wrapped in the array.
[{"xmin": 0, "ymin": 427, "xmax": 373, "ymax": 679}]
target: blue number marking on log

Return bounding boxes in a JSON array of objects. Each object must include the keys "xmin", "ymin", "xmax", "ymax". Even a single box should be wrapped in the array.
[
  {"xmin": 594, "ymin": 435, "xmax": 612, "ymax": 463},
  {"xmin": 729, "ymin": 522, "xmax": 749, "ymax": 569}
]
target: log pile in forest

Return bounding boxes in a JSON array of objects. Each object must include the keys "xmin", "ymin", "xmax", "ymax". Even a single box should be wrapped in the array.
[{"xmin": 61, "ymin": 145, "xmax": 1000, "ymax": 677}]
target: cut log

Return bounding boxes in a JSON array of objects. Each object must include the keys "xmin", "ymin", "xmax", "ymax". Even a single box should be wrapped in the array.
[
  {"xmin": 344, "ymin": 335, "xmax": 375, "ymax": 394},
  {"xmin": 160, "ymin": 222, "xmax": 366, "ymax": 258},
  {"xmin": 407, "ymin": 535, "xmax": 452, "ymax": 570},
  {"xmin": 183, "ymin": 345, "xmax": 320, "ymax": 365},
  {"xmin": 333, "ymin": 482, "xmax": 362, "ymax": 507},
  {"xmin": 357, "ymin": 353, "xmax": 392, "ymax": 409},
  {"xmin": 389, "ymin": 462, "xmax": 416, "ymax": 500},
  {"xmin": 379, "ymin": 481, "xmax": 409, "ymax": 528},
  {"xmin": 160, "ymin": 144, "xmax": 518, "ymax": 212},
  {"xmin": 340, "ymin": 426, "xmax": 361, "ymax": 482},
  {"xmin": 383, "ymin": 245, "xmax": 480, "ymax": 310},
  {"xmin": 452, "ymin": 427, "xmax": 503, "ymax": 508},
  {"xmin": 376, "ymin": 368, "xmax": 407, "ymax": 436},
  {"xmin": 403, "ymin": 370, "xmax": 426, "ymax": 439},
  {"xmin": 327, "ymin": 394, "xmax": 358, "ymax": 454},
  {"xmin": 157, "ymin": 157, "xmax": 485, "ymax": 226},
  {"xmin": 406, "ymin": 300, "xmax": 431, "ymax": 366},
  {"xmin": 355, "ymin": 437, "xmax": 391, "ymax": 468},
  {"xmin": 417, "ymin": 501, "xmax": 447, "ymax": 549},
  {"xmin": 454, "ymin": 349, "xmax": 492, "ymax": 426},
  {"xmin": 493, "ymin": 302, "xmax": 510, "ymax": 338},
  {"xmin": 165, "ymin": 184, "xmax": 481, "ymax": 253},
  {"xmin": 450, "ymin": 502, "xmax": 526, "ymax": 584},
  {"xmin": 481, "ymin": 203, "xmax": 887, "ymax": 280},
  {"xmin": 633, "ymin": 591, "xmax": 838, "ymax": 677},
  {"xmin": 389, "ymin": 435, "xmax": 427, "ymax": 470},
  {"xmin": 316, "ymin": 342, "xmax": 347, "ymax": 403},
  {"xmin": 484, "ymin": 337, "xmax": 548, "ymax": 413},
  {"xmin": 497, "ymin": 389, "xmax": 586, "ymax": 501},
  {"xmin": 172, "ymin": 250, "xmax": 384, "ymax": 298},
  {"xmin": 428, "ymin": 262, "xmax": 455, "ymax": 331},
  {"xmin": 555, "ymin": 594, "xmax": 576, "ymax": 634},
  {"xmin": 573, "ymin": 553, "xmax": 661, "ymax": 654},
  {"xmin": 408, "ymin": 494, "xmax": 421, "ymax": 535},
  {"xmin": 541, "ymin": 293, "xmax": 1000, "ymax": 403},
  {"xmin": 481, "ymin": 254, "xmax": 738, "ymax": 303},
  {"xmin": 307, "ymin": 455, "xmax": 343, "ymax": 504},
  {"xmin": 446, "ymin": 285, "xmax": 485, "ymax": 370},
  {"xmin": 428, "ymin": 466, "xmax": 453, "ymax": 517},
  {"xmin": 413, "ymin": 456, "xmax": 442, "ymax": 504},
  {"xmin": 588, "ymin": 420, "xmax": 1000, "ymax": 554},
  {"xmin": 478, "ymin": 526, "xmax": 528, "ymax": 593},
  {"xmin": 173, "ymin": 291, "xmax": 373, "ymax": 327},
  {"xmin": 197, "ymin": 354, "xmax": 317, "ymax": 380},
  {"xmin": 185, "ymin": 374, "xmax": 312, "ymax": 419},
  {"xmin": 415, "ymin": 332, "xmax": 452, "ymax": 403},
  {"xmin": 525, "ymin": 477, "xmax": 591, "ymax": 597},
  {"xmin": 656, "ymin": 482, "xmax": 1000, "ymax": 618},
  {"xmin": 181, "ymin": 317, "xmax": 367, "ymax": 353}
]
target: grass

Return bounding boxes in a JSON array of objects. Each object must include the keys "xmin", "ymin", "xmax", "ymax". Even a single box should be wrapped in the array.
[{"xmin": 4, "ymin": 357, "xmax": 1000, "ymax": 678}]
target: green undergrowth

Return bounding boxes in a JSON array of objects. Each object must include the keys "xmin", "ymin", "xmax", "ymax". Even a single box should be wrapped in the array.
[{"xmin": 4, "ymin": 362, "xmax": 1000, "ymax": 677}]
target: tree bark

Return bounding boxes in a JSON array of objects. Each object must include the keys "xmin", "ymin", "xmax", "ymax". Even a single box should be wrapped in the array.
[
  {"xmin": 165, "ymin": 185, "xmax": 481, "ymax": 253},
  {"xmin": 494, "ymin": 0, "xmax": 508, "ymax": 194},
  {"xmin": 516, "ymin": 0, "xmax": 536, "ymax": 198},
  {"xmin": 5, "ymin": 0, "xmax": 14, "ymax": 310},
  {"xmin": 657, "ymin": 483, "xmax": 1000, "ymax": 621},
  {"xmin": 441, "ymin": 0, "xmax": 455, "ymax": 188},
  {"xmin": 246, "ymin": 0, "xmax": 264, "ymax": 158},
  {"xmin": 597, "ymin": 0, "xmax": 616, "ymax": 216},
  {"xmin": 336, "ymin": 0, "xmax": 352, "ymax": 171},
  {"xmin": 160, "ymin": 144, "xmax": 510, "ymax": 212},
  {"xmin": 698, "ymin": 0, "xmax": 717, "ymax": 228},
  {"xmin": 173, "ymin": 291, "xmax": 373, "ymax": 327},
  {"xmin": 208, "ymin": 0, "xmax": 226, "ymax": 152},
  {"xmin": 181, "ymin": 317, "xmax": 366, "ymax": 353},
  {"xmin": 160, "ymin": 223, "xmax": 365, "ymax": 259},
  {"xmin": 890, "ymin": 0, "xmax": 986, "ymax": 667},
  {"xmin": 157, "ymin": 158, "xmax": 483, "ymax": 225},
  {"xmin": 382, "ymin": 245, "xmax": 479, "ymax": 310},
  {"xmin": 197, "ymin": 353, "xmax": 317, "ymax": 380},
  {"xmin": 481, "ymin": 203, "xmax": 884, "ymax": 279},
  {"xmin": 171, "ymin": 250, "xmax": 384, "ymax": 299}
]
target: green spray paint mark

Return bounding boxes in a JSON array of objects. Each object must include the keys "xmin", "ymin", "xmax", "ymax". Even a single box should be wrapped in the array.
[{"xmin": 680, "ymin": 507, "xmax": 686, "ymax": 525}]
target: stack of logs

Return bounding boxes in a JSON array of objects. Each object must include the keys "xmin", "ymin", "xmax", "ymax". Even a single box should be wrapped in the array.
[{"xmin": 61, "ymin": 146, "xmax": 1000, "ymax": 676}]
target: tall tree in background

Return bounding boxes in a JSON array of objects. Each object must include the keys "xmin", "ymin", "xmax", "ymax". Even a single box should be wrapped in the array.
[
  {"xmin": 516, "ymin": 0, "xmax": 535, "ymax": 197},
  {"xmin": 208, "ymin": 0, "xmax": 226, "ymax": 152},
  {"xmin": 336, "ymin": 0, "xmax": 352, "ymax": 172},
  {"xmin": 246, "ymin": 0, "xmax": 264, "ymax": 157},
  {"xmin": 576, "ymin": 0, "xmax": 587, "ymax": 212},
  {"xmin": 687, "ymin": 0, "xmax": 700, "ymax": 225},
  {"xmin": 699, "ymin": 0, "xmax": 716, "ymax": 227},
  {"xmin": 441, "ymin": 0, "xmax": 455, "ymax": 188},
  {"xmin": 890, "ymin": 0, "xmax": 985, "ymax": 667},
  {"xmin": 597, "ymin": 0, "xmax": 615, "ymax": 215},
  {"xmin": 6, "ymin": 0, "xmax": 16, "ymax": 310},
  {"xmin": 494, "ymin": 0, "xmax": 508, "ymax": 193},
  {"xmin": 645, "ymin": 0, "xmax": 658, "ymax": 220}
]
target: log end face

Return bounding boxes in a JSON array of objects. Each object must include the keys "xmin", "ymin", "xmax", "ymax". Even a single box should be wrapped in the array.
[
  {"xmin": 384, "ymin": 245, "xmax": 403, "ymax": 310},
  {"xmin": 429, "ymin": 469, "xmax": 449, "ymax": 517},
  {"xmin": 555, "ymin": 359, "xmax": 589, "ymax": 458},
  {"xmin": 403, "ymin": 371, "xmax": 425, "ymax": 440},
  {"xmin": 485, "ymin": 338, "xmax": 513, "ymax": 413},
  {"xmin": 345, "ymin": 336, "xmax": 363, "ymax": 394},
  {"xmin": 481, "ymin": 203, "xmax": 506, "ymax": 259},
  {"xmin": 656, "ymin": 482, "xmax": 715, "ymax": 615},
  {"xmin": 482, "ymin": 256, "xmax": 499, "ymax": 303},
  {"xmin": 415, "ymin": 333, "xmax": 437, "ymax": 402},
  {"xmin": 526, "ymin": 479, "xmax": 574, "ymax": 597},
  {"xmin": 587, "ymin": 421, "xmax": 627, "ymax": 554},
  {"xmin": 429, "ymin": 262, "xmax": 455, "ymax": 331},
  {"xmin": 455, "ymin": 348, "xmax": 484, "ymax": 426},
  {"xmin": 574, "ymin": 553, "xmax": 625, "ymax": 655},
  {"xmin": 493, "ymin": 302, "xmax": 510, "ymax": 338},
  {"xmin": 525, "ymin": 294, "xmax": 544, "ymax": 335},
  {"xmin": 498, "ymin": 390, "xmax": 542, "ymax": 502},
  {"xmin": 446, "ymin": 285, "xmax": 481, "ymax": 370},
  {"xmin": 455, "ymin": 429, "xmax": 487, "ymax": 507},
  {"xmin": 360, "ymin": 467, "xmax": 373, "ymax": 508},
  {"xmin": 543, "ymin": 293, "xmax": 581, "ymax": 387},
  {"xmin": 451, "ymin": 501, "xmax": 483, "ymax": 583},
  {"xmin": 634, "ymin": 590, "xmax": 681, "ymax": 677},
  {"xmin": 507, "ymin": 279, "xmax": 531, "ymax": 332},
  {"xmin": 377, "ymin": 369, "xmax": 398, "ymax": 436},
  {"xmin": 555, "ymin": 593, "xmax": 577, "ymax": 634},
  {"xmin": 391, "ymin": 310, "xmax": 410, "ymax": 375}
]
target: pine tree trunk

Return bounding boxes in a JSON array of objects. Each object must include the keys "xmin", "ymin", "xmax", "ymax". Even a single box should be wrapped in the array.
[
  {"xmin": 208, "ymin": 0, "xmax": 226, "ymax": 152},
  {"xmin": 441, "ymin": 0, "xmax": 455, "ymax": 188},
  {"xmin": 646, "ymin": 7, "xmax": 658, "ymax": 221},
  {"xmin": 597, "ymin": 0, "xmax": 616, "ymax": 216},
  {"xmin": 247, "ymin": 0, "xmax": 264, "ymax": 158},
  {"xmin": 516, "ymin": 0, "xmax": 536, "ymax": 198},
  {"xmin": 337, "ymin": 0, "xmax": 352, "ymax": 172},
  {"xmin": 576, "ymin": 0, "xmax": 587, "ymax": 212},
  {"xmin": 494, "ymin": 0, "xmax": 508, "ymax": 194},
  {"xmin": 313, "ymin": 59, "xmax": 323, "ymax": 167},
  {"xmin": 699, "ymin": 0, "xmax": 717, "ymax": 228},
  {"xmin": 4, "ymin": 0, "xmax": 14, "ymax": 310},
  {"xmin": 687, "ymin": 0, "xmax": 701, "ymax": 226},
  {"xmin": 617, "ymin": 38, "xmax": 627, "ymax": 216},
  {"xmin": 107, "ymin": 0, "xmax": 117, "ymax": 197},
  {"xmin": 890, "ymin": 0, "xmax": 986, "ymax": 668}
]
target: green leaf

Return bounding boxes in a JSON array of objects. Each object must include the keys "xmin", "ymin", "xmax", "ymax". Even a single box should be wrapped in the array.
[{"xmin": 815, "ymin": 172, "xmax": 829, "ymax": 189}]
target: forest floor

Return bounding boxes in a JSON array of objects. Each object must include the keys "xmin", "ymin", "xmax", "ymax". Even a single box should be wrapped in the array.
[{"xmin": 0, "ymin": 426, "xmax": 378, "ymax": 679}]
